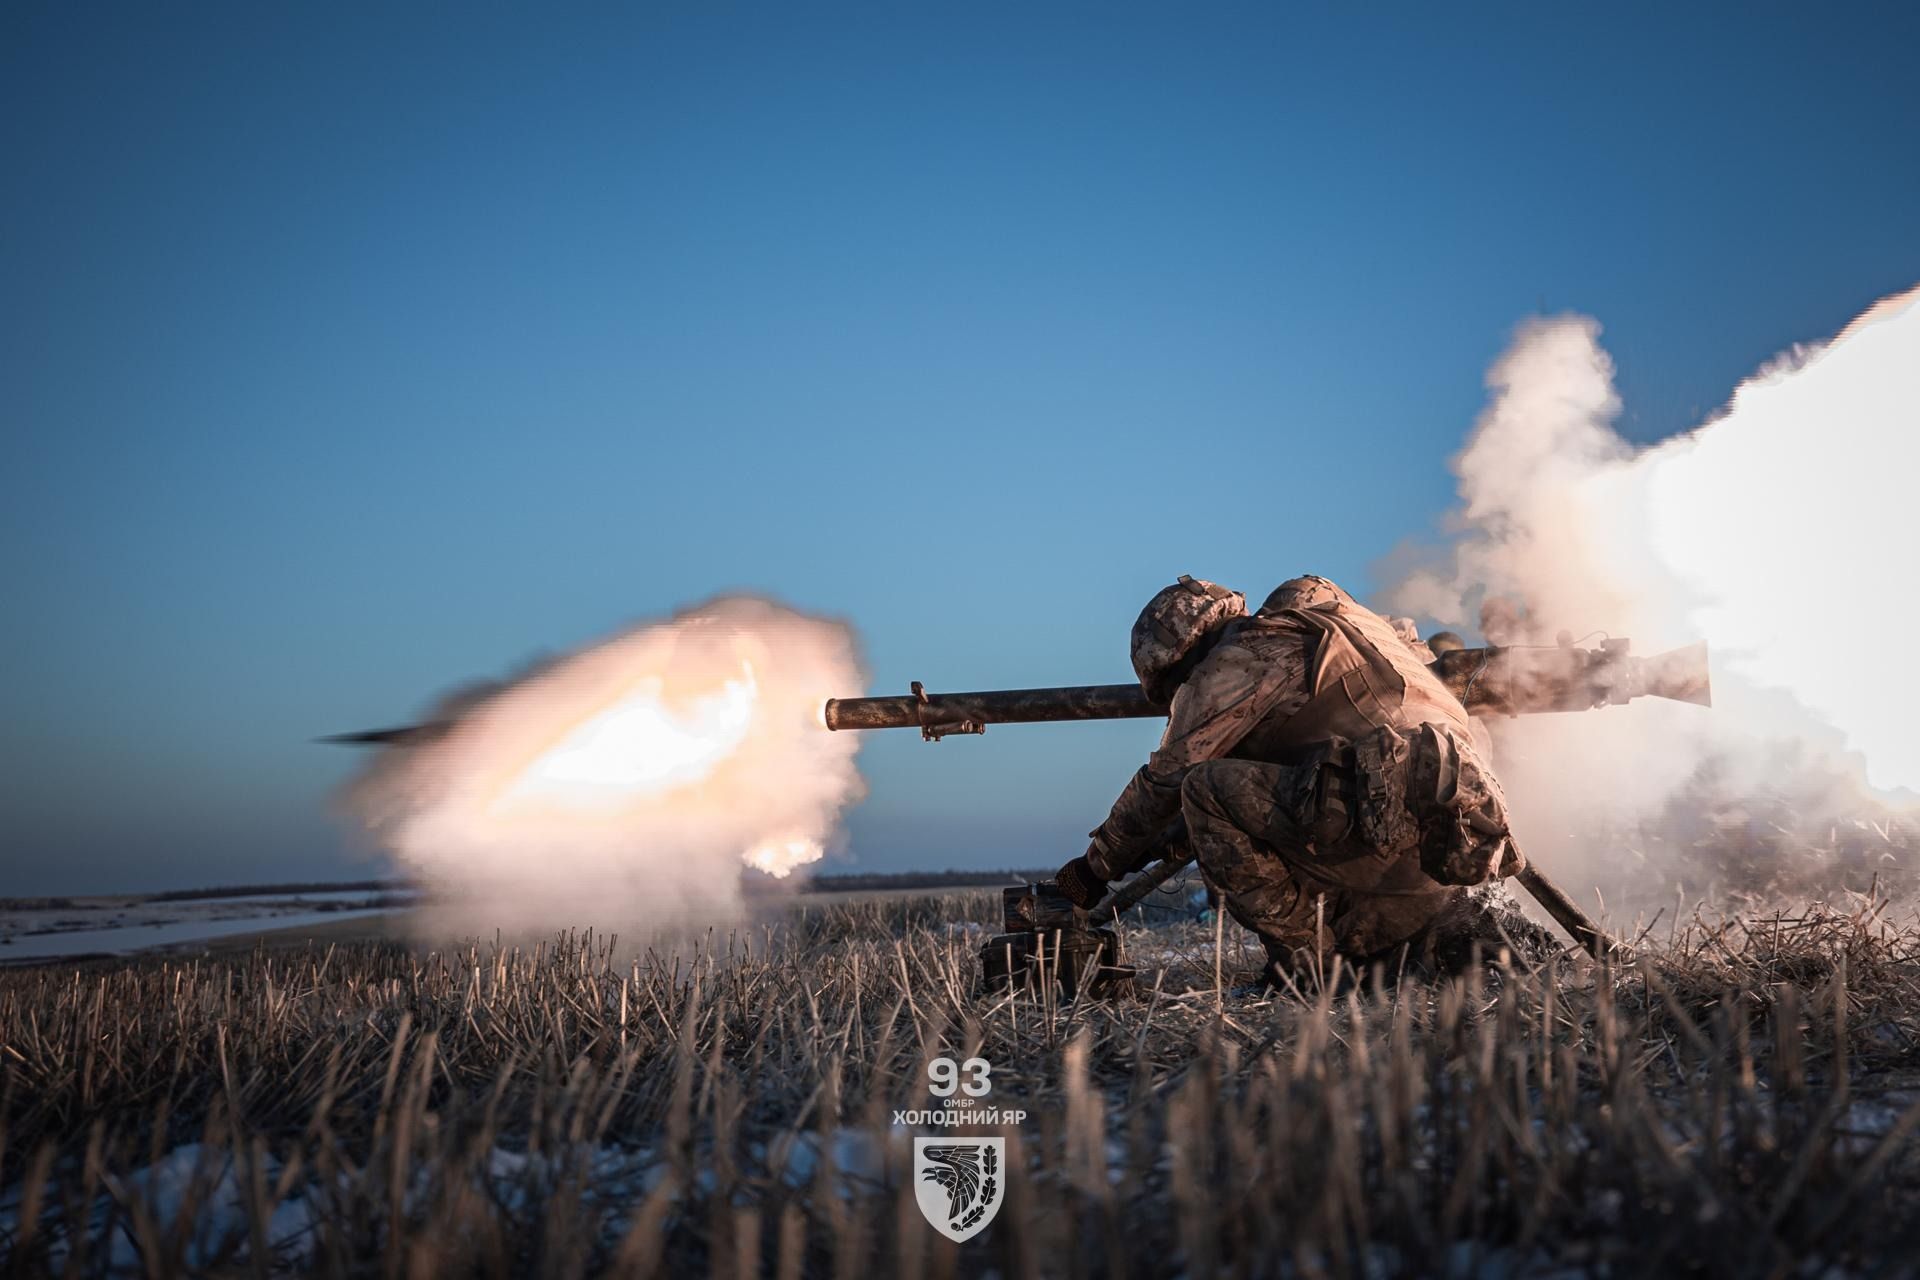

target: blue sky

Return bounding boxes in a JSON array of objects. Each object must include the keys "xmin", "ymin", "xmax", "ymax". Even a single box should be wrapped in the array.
[{"xmin": 4, "ymin": 4, "xmax": 1917, "ymax": 893}]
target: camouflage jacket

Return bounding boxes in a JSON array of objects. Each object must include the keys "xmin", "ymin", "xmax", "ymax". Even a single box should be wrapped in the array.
[
  {"xmin": 1085, "ymin": 601, "xmax": 1480, "ymax": 882},
  {"xmin": 1085, "ymin": 620, "xmax": 1315, "ymax": 881}
]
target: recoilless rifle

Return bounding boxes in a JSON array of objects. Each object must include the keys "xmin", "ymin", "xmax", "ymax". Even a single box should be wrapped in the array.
[{"xmin": 821, "ymin": 635, "xmax": 1710, "ymax": 992}]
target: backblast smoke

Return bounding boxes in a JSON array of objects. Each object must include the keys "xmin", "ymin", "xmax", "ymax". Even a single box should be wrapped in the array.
[
  {"xmin": 1389, "ymin": 284, "xmax": 1920, "ymax": 902},
  {"xmin": 340, "ymin": 596, "xmax": 866, "ymax": 931}
]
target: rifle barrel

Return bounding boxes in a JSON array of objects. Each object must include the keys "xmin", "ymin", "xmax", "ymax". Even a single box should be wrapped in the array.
[
  {"xmin": 822, "ymin": 684, "xmax": 1160, "ymax": 732},
  {"xmin": 823, "ymin": 641, "xmax": 1712, "ymax": 735}
]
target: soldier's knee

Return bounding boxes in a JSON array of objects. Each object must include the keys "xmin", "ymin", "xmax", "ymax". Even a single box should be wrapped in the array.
[{"xmin": 1179, "ymin": 761, "xmax": 1237, "ymax": 827}]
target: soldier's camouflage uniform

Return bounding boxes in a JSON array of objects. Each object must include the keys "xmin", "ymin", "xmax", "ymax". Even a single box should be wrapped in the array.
[{"xmin": 1087, "ymin": 578, "xmax": 1522, "ymax": 975}]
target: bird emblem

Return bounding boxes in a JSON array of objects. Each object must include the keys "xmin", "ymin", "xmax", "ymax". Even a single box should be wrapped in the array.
[{"xmin": 919, "ymin": 1144, "xmax": 985, "ymax": 1221}]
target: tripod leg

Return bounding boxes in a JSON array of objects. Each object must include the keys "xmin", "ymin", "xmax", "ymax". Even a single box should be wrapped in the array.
[{"xmin": 1514, "ymin": 864, "xmax": 1620, "ymax": 960}]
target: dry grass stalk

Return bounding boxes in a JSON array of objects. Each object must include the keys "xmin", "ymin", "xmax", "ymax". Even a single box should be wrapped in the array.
[{"xmin": 1, "ymin": 889, "xmax": 1917, "ymax": 1276}]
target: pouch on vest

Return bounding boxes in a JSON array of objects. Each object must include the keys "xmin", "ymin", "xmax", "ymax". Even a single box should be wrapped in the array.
[
  {"xmin": 1408, "ymin": 724, "xmax": 1524, "ymax": 886},
  {"xmin": 1268, "ymin": 737, "xmax": 1357, "ymax": 850},
  {"xmin": 1351, "ymin": 725, "xmax": 1420, "ymax": 854}
]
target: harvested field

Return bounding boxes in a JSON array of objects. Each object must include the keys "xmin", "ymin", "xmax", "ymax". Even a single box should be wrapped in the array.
[{"xmin": 3, "ymin": 888, "xmax": 1919, "ymax": 1277}]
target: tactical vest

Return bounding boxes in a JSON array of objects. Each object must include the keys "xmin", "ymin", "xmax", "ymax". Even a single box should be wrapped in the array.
[{"xmin": 1234, "ymin": 599, "xmax": 1473, "ymax": 763}]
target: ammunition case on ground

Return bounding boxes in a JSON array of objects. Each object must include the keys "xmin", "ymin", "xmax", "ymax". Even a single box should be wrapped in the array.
[{"xmin": 980, "ymin": 883, "xmax": 1134, "ymax": 998}]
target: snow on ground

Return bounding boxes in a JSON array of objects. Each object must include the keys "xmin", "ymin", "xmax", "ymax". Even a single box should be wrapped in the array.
[
  {"xmin": 0, "ymin": 1129, "xmax": 913, "ymax": 1272},
  {"xmin": 0, "ymin": 909, "xmax": 398, "ymax": 962},
  {"xmin": 0, "ymin": 893, "xmax": 415, "ymax": 963}
]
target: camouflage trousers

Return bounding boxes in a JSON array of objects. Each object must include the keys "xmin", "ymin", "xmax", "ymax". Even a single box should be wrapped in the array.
[{"xmin": 1180, "ymin": 757, "xmax": 1460, "ymax": 975}]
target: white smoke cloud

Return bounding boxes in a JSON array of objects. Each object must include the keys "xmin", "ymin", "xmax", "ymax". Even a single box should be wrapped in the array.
[
  {"xmin": 1388, "ymin": 285, "xmax": 1920, "ymax": 902},
  {"xmin": 340, "ymin": 596, "xmax": 866, "ymax": 932}
]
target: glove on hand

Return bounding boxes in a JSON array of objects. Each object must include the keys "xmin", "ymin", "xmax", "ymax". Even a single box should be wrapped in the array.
[{"xmin": 1053, "ymin": 854, "xmax": 1109, "ymax": 910}]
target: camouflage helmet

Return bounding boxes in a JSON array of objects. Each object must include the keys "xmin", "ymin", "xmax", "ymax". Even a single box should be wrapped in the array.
[
  {"xmin": 1131, "ymin": 576, "xmax": 1246, "ymax": 703},
  {"xmin": 1259, "ymin": 574, "xmax": 1355, "ymax": 614}
]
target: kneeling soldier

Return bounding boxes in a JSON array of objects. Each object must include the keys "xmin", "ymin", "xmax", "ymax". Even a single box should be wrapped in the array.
[{"xmin": 1054, "ymin": 575, "xmax": 1523, "ymax": 982}]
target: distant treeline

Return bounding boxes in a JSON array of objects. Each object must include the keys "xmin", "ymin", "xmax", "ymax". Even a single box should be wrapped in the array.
[
  {"xmin": 0, "ymin": 881, "xmax": 414, "ymax": 912},
  {"xmin": 757, "ymin": 869, "xmax": 1051, "ymax": 894},
  {"xmin": 159, "ymin": 873, "xmax": 1033, "ymax": 901},
  {"xmin": 3, "ymin": 871, "xmax": 1039, "ymax": 915},
  {"xmin": 146, "ymin": 880, "xmax": 414, "ymax": 903}
]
